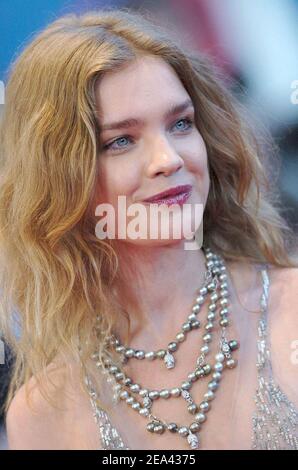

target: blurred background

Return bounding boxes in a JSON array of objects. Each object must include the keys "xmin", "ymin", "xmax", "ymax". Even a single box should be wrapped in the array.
[{"xmin": 0, "ymin": 0, "xmax": 297, "ymax": 450}]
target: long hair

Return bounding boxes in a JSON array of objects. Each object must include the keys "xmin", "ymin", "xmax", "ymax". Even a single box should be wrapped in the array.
[{"xmin": 0, "ymin": 7, "xmax": 296, "ymax": 416}]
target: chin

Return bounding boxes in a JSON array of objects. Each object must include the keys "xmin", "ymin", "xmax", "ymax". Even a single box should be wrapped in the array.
[{"xmin": 118, "ymin": 233, "xmax": 196, "ymax": 247}]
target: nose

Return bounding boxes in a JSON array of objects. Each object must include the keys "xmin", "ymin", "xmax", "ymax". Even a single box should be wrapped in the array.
[{"xmin": 145, "ymin": 136, "xmax": 184, "ymax": 178}]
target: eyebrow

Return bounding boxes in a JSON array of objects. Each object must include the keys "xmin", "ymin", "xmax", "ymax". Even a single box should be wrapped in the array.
[{"xmin": 99, "ymin": 98, "xmax": 194, "ymax": 132}]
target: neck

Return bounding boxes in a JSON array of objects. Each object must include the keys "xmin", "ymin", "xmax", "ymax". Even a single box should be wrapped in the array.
[{"xmin": 111, "ymin": 240, "xmax": 206, "ymax": 346}]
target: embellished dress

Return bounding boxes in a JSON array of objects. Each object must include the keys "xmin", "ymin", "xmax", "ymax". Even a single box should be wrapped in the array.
[{"xmin": 84, "ymin": 266, "xmax": 298, "ymax": 450}]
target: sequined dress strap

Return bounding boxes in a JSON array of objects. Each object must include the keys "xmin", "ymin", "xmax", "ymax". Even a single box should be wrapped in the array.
[
  {"xmin": 251, "ymin": 266, "xmax": 298, "ymax": 449},
  {"xmin": 84, "ymin": 374, "xmax": 130, "ymax": 450}
]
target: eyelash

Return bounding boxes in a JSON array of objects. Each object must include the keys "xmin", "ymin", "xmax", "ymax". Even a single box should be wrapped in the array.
[{"xmin": 101, "ymin": 117, "xmax": 195, "ymax": 153}]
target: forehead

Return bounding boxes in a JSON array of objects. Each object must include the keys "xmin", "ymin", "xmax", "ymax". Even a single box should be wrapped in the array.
[{"xmin": 95, "ymin": 55, "xmax": 191, "ymax": 119}]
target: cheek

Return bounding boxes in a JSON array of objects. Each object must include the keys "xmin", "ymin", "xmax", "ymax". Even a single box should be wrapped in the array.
[
  {"xmin": 96, "ymin": 157, "xmax": 140, "ymax": 205},
  {"xmin": 184, "ymin": 134, "xmax": 210, "ymax": 203},
  {"xmin": 184, "ymin": 133, "xmax": 209, "ymax": 177}
]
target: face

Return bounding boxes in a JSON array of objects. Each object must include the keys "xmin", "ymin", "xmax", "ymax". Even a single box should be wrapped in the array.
[{"xmin": 93, "ymin": 55, "xmax": 209, "ymax": 246}]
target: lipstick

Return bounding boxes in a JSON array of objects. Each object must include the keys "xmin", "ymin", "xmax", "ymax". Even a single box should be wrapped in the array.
[{"xmin": 142, "ymin": 184, "xmax": 192, "ymax": 207}]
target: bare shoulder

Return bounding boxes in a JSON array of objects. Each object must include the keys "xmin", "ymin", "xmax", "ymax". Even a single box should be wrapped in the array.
[
  {"xmin": 268, "ymin": 266, "xmax": 298, "ymax": 324},
  {"xmin": 267, "ymin": 266, "xmax": 298, "ymax": 406},
  {"xmin": 269, "ymin": 265, "xmax": 298, "ymax": 285},
  {"xmin": 6, "ymin": 358, "xmax": 76, "ymax": 449},
  {"xmin": 6, "ymin": 355, "xmax": 99, "ymax": 449},
  {"xmin": 226, "ymin": 259, "xmax": 264, "ymax": 310},
  {"xmin": 226, "ymin": 261, "xmax": 298, "ymax": 405}
]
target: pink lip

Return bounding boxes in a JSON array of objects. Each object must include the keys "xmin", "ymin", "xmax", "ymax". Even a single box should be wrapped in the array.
[{"xmin": 142, "ymin": 184, "xmax": 192, "ymax": 206}]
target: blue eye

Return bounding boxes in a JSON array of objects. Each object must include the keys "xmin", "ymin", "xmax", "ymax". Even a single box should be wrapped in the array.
[
  {"xmin": 102, "ymin": 116, "xmax": 194, "ymax": 153},
  {"xmin": 174, "ymin": 117, "xmax": 194, "ymax": 131},
  {"xmin": 102, "ymin": 136, "xmax": 131, "ymax": 152}
]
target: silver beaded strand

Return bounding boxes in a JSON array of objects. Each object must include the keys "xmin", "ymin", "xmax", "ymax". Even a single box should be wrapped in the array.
[
  {"xmin": 108, "ymin": 253, "xmax": 213, "ymax": 370},
  {"xmin": 90, "ymin": 248, "xmax": 240, "ymax": 449}
]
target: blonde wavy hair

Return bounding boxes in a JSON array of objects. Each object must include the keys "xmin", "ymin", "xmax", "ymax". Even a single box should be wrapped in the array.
[{"xmin": 0, "ymin": 7, "xmax": 296, "ymax": 417}]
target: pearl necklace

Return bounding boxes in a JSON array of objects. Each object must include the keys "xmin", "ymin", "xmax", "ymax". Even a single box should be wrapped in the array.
[{"xmin": 89, "ymin": 248, "xmax": 240, "ymax": 450}]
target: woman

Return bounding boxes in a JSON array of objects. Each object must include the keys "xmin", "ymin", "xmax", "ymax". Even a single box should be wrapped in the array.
[{"xmin": 0, "ymin": 8, "xmax": 297, "ymax": 450}]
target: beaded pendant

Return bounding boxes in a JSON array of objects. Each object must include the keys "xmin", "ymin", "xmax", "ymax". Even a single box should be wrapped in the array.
[
  {"xmin": 164, "ymin": 351, "xmax": 175, "ymax": 369},
  {"xmin": 187, "ymin": 431, "xmax": 199, "ymax": 449}
]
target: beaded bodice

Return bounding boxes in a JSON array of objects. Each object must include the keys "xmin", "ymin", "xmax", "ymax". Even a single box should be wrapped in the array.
[
  {"xmin": 251, "ymin": 269, "xmax": 297, "ymax": 449},
  {"xmin": 84, "ymin": 266, "xmax": 298, "ymax": 450}
]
